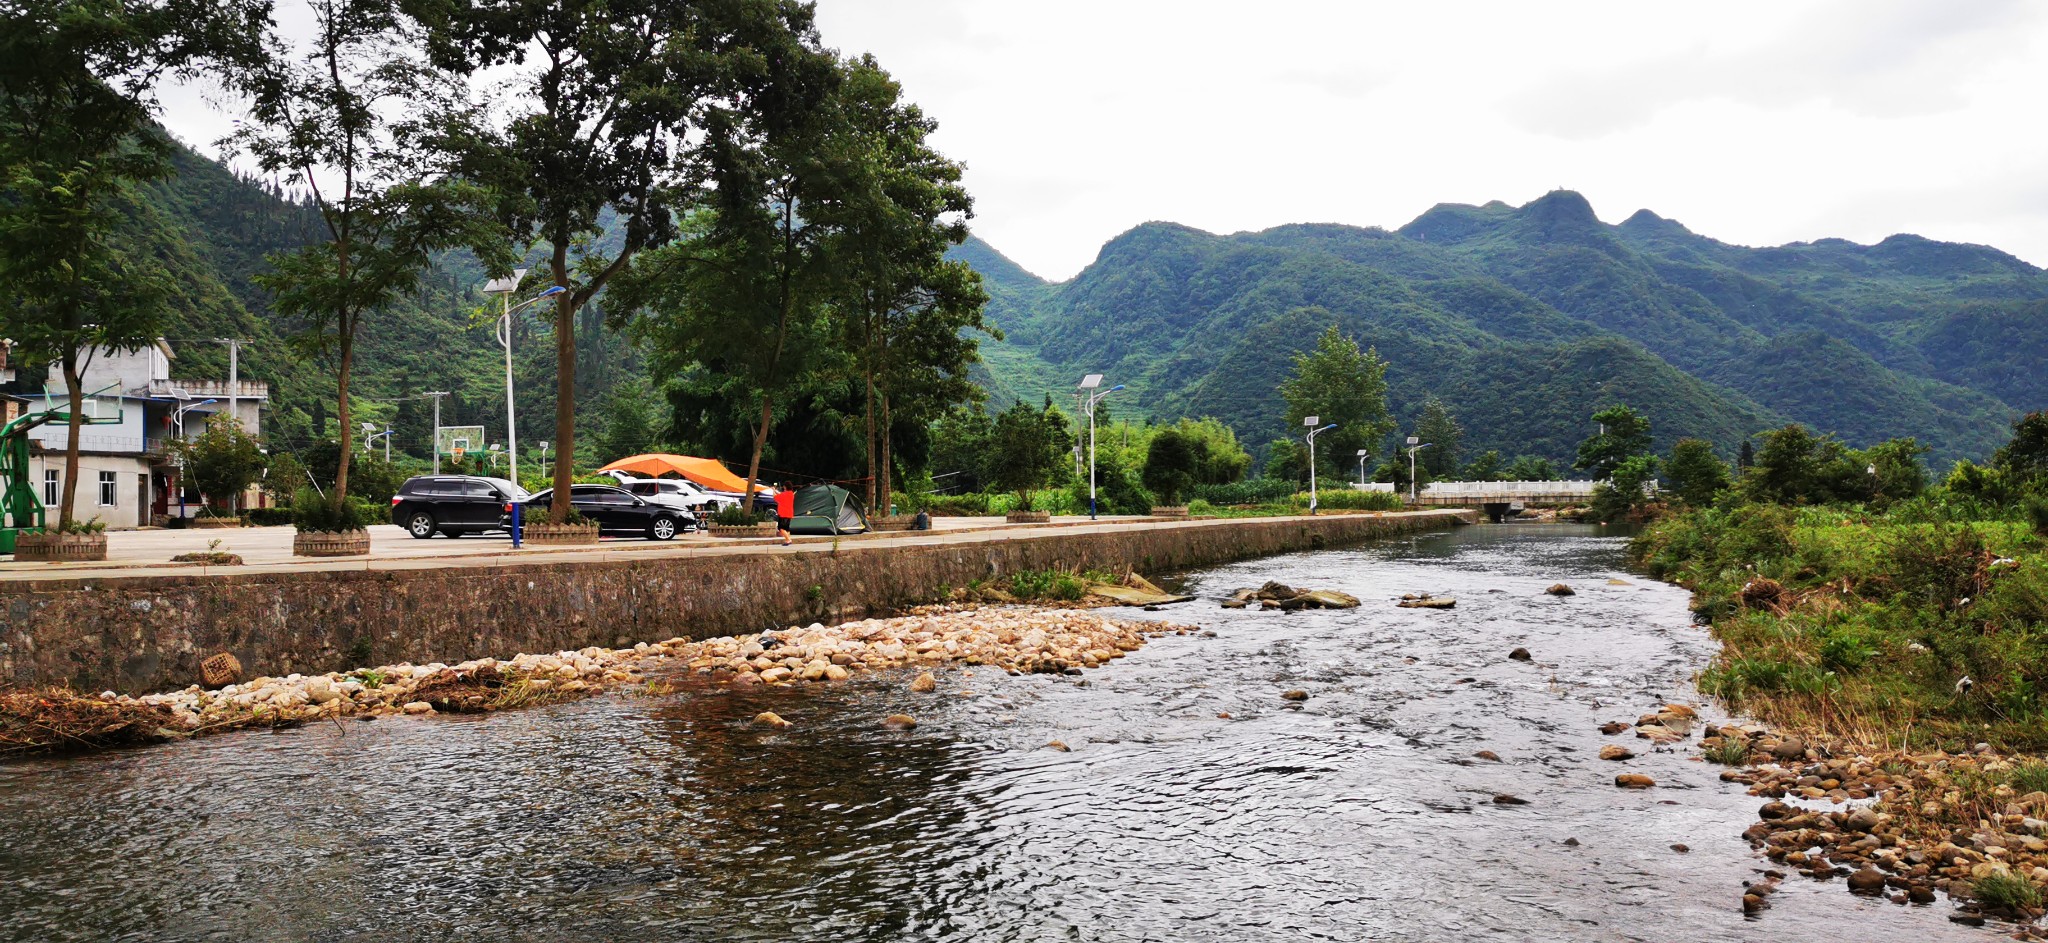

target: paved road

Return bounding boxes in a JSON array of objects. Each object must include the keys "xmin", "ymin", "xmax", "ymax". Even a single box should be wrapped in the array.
[{"xmin": 0, "ymin": 513, "xmax": 1289, "ymax": 582}]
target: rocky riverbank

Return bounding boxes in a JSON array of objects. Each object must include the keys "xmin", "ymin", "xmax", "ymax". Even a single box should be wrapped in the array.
[
  {"xmin": 0, "ymin": 606, "xmax": 1190, "ymax": 758},
  {"xmin": 1707, "ymin": 725, "xmax": 2048, "ymax": 933}
]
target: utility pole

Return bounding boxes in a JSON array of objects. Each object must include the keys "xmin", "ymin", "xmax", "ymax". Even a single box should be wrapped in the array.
[
  {"xmin": 422, "ymin": 391, "xmax": 451, "ymax": 473},
  {"xmin": 202, "ymin": 338, "xmax": 247, "ymax": 429}
]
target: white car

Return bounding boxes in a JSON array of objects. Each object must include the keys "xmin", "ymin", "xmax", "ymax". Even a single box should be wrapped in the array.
[{"xmin": 610, "ymin": 475, "xmax": 737, "ymax": 513}]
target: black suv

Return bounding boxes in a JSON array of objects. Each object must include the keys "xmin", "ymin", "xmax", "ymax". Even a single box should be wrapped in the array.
[
  {"xmin": 391, "ymin": 475, "xmax": 529, "ymax": 538},
  {"xmin": 525, "ymin": 484, "xmax": 695, "ymax": 540}
]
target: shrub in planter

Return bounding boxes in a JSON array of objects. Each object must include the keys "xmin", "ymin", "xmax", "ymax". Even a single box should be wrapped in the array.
[
  {"xmin": 15, "ymin": 517, "xmax": 108, "ymax": 562},
  {"xmin": 521, "ymin": 505, "xmax": 598, "ymax": 544},
  {"xmin": 707, "ymin": 504, "xmax": 776, "ymax": 537},
  {"xmin": 1004, "ymin": 509, "xmax": 1051, "ymax": 524},
  {"xmin": 244, "ymin": 507, "xmax": 295, "ymax": 527},
  {"xmin": 292, "ymin": 489, "xmax": 369, "ymax": 556}
]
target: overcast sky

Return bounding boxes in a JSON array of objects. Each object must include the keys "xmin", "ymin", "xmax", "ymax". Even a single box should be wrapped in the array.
[{"xmin": 161, "ymin": 0, "xmax": 2048, "ymax": 282}]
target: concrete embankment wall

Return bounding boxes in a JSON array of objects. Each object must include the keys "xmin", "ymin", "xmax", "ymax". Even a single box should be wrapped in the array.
[{"xmin": 1, "ymin": 511, "xmax": 1468, "ymax": 694}]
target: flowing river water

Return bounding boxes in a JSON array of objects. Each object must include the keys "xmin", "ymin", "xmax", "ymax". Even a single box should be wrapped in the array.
[{"xmin": 0, "ymin": 524, "xmax": 1995, "ymax": 942}]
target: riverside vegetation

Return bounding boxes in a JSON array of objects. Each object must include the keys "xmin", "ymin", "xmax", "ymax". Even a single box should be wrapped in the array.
[{"xmin": 1633, "ymin": 409, "xmax": 2048, "ymax": 927}]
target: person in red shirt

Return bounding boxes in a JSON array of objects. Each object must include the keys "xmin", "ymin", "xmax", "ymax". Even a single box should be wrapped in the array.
[{"xmin": 774, "ymin": 482, "xmax": 796, "ymax": 545}]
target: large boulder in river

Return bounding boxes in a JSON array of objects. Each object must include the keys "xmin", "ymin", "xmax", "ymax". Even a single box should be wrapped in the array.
[{"xmin": 1280, "ymin": 589, "xmax": 1361, "ymax": 610}]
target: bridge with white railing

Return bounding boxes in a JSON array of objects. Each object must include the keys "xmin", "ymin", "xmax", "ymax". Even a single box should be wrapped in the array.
[{"xmin": 1360, "ymin": 479, "xmax": 1611, "ymax": 519}]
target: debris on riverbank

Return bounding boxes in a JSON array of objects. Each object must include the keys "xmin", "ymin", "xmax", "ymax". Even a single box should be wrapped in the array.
[
  {"xmin": 0, "ymin": 606, "xmax": 1190, "ymax": 758},
  {"xmin": 1219, "ymin": 581, "xmax": 1361, "ymax": 610},
  {"xmin": 1396, "ymin": 593, "xmax": 1455, "ymax": 609}
]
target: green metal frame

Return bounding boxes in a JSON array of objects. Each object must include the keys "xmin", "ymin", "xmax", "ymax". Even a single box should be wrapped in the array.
[{"xmin": 1, "ymin": 386, "xmax": 123, "ymax": 553}]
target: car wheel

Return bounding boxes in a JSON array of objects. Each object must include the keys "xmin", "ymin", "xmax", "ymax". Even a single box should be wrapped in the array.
[
  {"xmin": 406, "ymin": 511, "xmax": 437, "ymax": 538},
  {"xmin": 648, "ymin": 516, "xmax": 678, "ymax": 541}
]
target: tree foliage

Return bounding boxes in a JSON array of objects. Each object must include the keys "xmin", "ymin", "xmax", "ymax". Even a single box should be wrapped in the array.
[
  {"xmin": 1413, "ymin": 396, "xmax": 1463, "ymax": 476},
  {"xmin": 988, "ymin": 398, "xmax": 1072, "ymax": 505},
  {"xmin": 1574, "ymin": 404, "xmax": 1652, "ymax": 479},
  {"xmin": 1278, "ymin": 324, "xmax": 1393, "ymax": 481},
  {"xmin": 181, "ymin": 419, "xmax": 266, "ymax": 512},
  {"xmin": 1664, "ymin": 438, "xmax": 1730, "ymax": 507},
  {"xmin": 1140, "ymin": 427, "xmax": 1199, "ymax": 505}
]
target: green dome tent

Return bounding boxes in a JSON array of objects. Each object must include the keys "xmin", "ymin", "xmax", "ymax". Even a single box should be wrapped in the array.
[{"xmin": 791, "ymin": 483, "xmax": 868, "ymax": 535}]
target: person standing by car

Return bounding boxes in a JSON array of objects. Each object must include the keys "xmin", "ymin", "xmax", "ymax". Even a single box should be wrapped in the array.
[{"xmin": 775, "ymin": 482, "xmax": 796, "ymax": 545}]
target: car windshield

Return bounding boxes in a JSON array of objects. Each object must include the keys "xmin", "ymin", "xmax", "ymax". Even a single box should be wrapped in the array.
[{"xmin": 484, "ymin": 477, "xmax": 529, "ymax": 500}]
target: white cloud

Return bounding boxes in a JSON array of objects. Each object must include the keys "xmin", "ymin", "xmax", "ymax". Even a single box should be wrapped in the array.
[{"xmin": 154, "ymin": 0, "xmax": 2048, "ymax": 280}]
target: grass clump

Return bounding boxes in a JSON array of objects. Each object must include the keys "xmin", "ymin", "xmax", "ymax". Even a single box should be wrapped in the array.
[
  {"xmin": 1972, "ymin": 872, "xmax": 2044, "ymax": 912},
  {"xmin": 1701, "ymin": 739, "xmax": 1751, "ymax": 766}
]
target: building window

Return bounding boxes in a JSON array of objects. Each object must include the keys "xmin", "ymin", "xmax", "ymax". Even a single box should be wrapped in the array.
[
  {"xmin": 43, "ymin": 469, "xmax": 58, "ymax": 505},
  {"xmin": 98, "ymin": 470, "xmax": 117, "ymax": 507}
]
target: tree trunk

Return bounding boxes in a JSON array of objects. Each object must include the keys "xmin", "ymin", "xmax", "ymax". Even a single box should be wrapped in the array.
[
  {"xmin": 744, "ymin": 392, "xmax": 773, "ymax": 507},
  {"xmin": 551, "ymin": 242, "xmax": 575, "ymax": 523},
  {"xmin": 879, "ymin": 391, "xmax": 894, "ymax": 515},
  {"xmin": 332, "ymin": 328, "xmax": 355, "ymax": 511},
  {"xmin": 862, "ymin": 358, "xmax": 877, "ymax": 510},
  {"xmin": 57, "ymin": 354, "xmax": 84, "ymax": 529}
]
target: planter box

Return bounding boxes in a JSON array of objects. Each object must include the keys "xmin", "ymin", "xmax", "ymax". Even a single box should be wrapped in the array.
[
  {"xmin": 1151, "ymin": 505, "xmax": 1191, "ymax": 519},
  {"xmin": 293, "ymin": 529, "xmax": 370, "ymax": 557},
  {"xmin": 708, "ymin": 521, "xmax": 778, "ymax": 539},
  {"xmin": 872, "ymin": 516, "xmax": 918, "ymax": 532},
  {"xmin": 1005, "ymin": 510, "xmax": 1051, "ymax": 524},
  {"xmin": 14, "ymin": 532, "xmax": 108, "ymax": 562},
  {"xmin": 524, "ymin": 522, "xmax": 600, "ymax": 545},
  {"xmin": 190, "ymin": 517, "xmax": 242, "ymax": 529}
]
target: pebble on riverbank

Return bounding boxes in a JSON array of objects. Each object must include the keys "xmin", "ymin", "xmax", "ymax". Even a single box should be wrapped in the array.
[{"xmin": 2, "ymin": 607, "xmax": 1193, "ymax": 757}]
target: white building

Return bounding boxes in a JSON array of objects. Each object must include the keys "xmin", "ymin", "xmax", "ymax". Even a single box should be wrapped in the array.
[{"xmin": 14, "ymin": 340, "xmax": 268, "ymax": 529}]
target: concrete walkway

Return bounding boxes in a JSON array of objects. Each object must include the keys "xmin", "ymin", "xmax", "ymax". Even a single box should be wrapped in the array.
[{"xmin": 0, "ymin": 512, "xmax": 1392, "ymax": 583}]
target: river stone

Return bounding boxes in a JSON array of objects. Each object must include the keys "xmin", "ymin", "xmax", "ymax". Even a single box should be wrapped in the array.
[
  {"xmin": 1493, "ymin": 794, "xmax": 1530, "ymax": 805},
  {"xmin": 1600, "ymin": 721, "xmax": 1630, "ymax": 735},
  {"xmin": 1600, "ymin": 745, "xmax": 1634, "ymax": 761},
  {"xmin": 1281, "ymin": 689, "xmax": 1309, "ymax": 701},
  {"xmin": 882, "ymin": 714, "xmax": 917, "ymax": 730},
  {"xmin": 1545, "ymin": 583, "xmax": 1575, "ymax": 596},
  {"xmin": 1508, "ymin": 647, "xmax": 1532, "ymax": 661},
  {"xmin": 1847, "ymin": 866, "xmax": 1887, "ymax": 895},
  {"xmin": 402, "ymin": 701, "xmax": 433, "ymax": 714},
  {"xmin": 1474, "ymin": 750, "xmax": 1501, "ymax": 761},
  {"xmin": 753, "ymin": 711, "xmax": 792, "ymax": 729},
  {"xmin": 1846, "ymin": 807, "xmax": 1882, "ymax": 832},
  {"xmin": 1614, "ymin": 774, "xmax": 1655, "ymax": 789},
  {"xmin": 1047, "ymin": 740, "xmax": 1070, "ymax": 752},
  {"xmin": 1771, "ymin": 737, "xmax": 1807, "ymax": 760},
  {"xmin": 909, "ymin": 671, "xmax": 938, "ymax": 693},
  {"xmin": 302, "ymin": 676, "xmax": 339, "ymax": 705},
  {"xmin": 758, "ymin": 666, "xmax": 793, "ymax": 684}
]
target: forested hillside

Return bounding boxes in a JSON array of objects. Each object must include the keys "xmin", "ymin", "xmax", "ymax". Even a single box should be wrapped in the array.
[
  {"xmin": 119, "ymin": 142, "xmax": 648, "ymax": 462},
  {"xmin": 960, "ymin": 190, "xmax": 2045, "ymax": 467},
  {"xmin": 121, "ymin": 147, "xmax": 2044, "ymax": 475}
]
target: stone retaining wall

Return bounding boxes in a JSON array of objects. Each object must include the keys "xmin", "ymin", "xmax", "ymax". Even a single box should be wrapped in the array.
[{"xmin": 0, "ymin": 511, "xmax": 1467, "ymax": 694}]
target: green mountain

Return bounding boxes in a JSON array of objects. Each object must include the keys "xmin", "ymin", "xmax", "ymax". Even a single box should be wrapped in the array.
[
  {"xmin": 958, "ymin": 191, "xmax": 2042, "ymax": 467},
  {"xmin": 76, "ymin": 145, "xmax": 2047, "ymax": 476}
]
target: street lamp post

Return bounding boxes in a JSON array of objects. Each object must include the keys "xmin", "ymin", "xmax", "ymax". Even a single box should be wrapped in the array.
[
  {"xmin": 362, "ymin": 421, "xmax": 391, "ymax": 462},
  {"xmin": 1304, "ymin": 417, "xmax": 1336, "ymax": 513},
  {"xmin": 539, "ymin": 441, "xmax": 550, "ymax": 481},
  {"xmin": 1077, "ymin": 374, "xmax": 1123, "ymax": 520},
  {"xmin": 488, "ymin": 443, "xmax": 503, "ymax": 470},
  {"xmin": 480, "ymin": 271, "xmax": 566, "ymax": 487},
  {"xmin": 171, "ymin": 396, "xmax": 216, "ymax": 521},
  {"xmin": 1357, "ymin": 449, "xmax": 1370, "ymax": 487},
  {"xmin": 1406, "ymin": 436, "xmax": 1434, "ymax": 504}
]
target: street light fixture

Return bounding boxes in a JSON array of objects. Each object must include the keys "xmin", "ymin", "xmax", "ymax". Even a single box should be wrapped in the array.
[
  {"xmin": 488, "ymin": 442, "xmax": 503, "ymax": 470},
  {"xmin": 1357, "ymin": 448, "xmax": 1371, "ymax": 487},
  {"xmin": 481, "ymin": 269, "xmax": 567, "ymax": 485},
  {"xmin": 1304, "ymin": 417, "xmax": 1336, "ymax": 514},
  {"xmin": 1078, "ymin": 374, "xmax": 1122, "ymax": 520},
  {"xmin": 170, "ymin": 395, "xmax": 217, "ymax": 520},
  {"xmin": 539, "ymin": 441, "xmax": 550, "ymax": 480},
  {"xmin": 1406, "ymin": 436, "xmax": 1433, "ymax": 504},
  {"xmin": 362, "ymin": 421, "xmax": 392, "ymax": 462}
]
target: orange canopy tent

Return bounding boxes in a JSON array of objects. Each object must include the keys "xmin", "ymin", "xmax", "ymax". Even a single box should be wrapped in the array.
[{"xmin": 597, "ymin": 453, "xmax": 752, "ymax": 492}]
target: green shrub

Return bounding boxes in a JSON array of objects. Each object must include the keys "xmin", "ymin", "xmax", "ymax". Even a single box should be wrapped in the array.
[
  {"xmin": 54, "ymin": 516, "xmax": 107, "ymax": 535},
  {"xmin": 1288, "ymin": 488, "xmax": 1401, "ymax": 511},
  {"xmin": 1819, "ymin": 629, "xmax": 1877, "ymax": 673},
  {"xmin": 711, "ymin": 504, "xmax": 768, "ymax": 526},
  {"xmin": 2008, "ymin": 761, "xmax": 2048, "ymax": 796},
  {"xmin": 293, "ymin": 489, "xmax": 366, "ymax": 534},
  {"xmin": 1190, "ymin": 479, "xmax": 1296, "ymax": 506},
  {"xmin": 244, "ymin": 507, "xmax": 295, "ymax": 527}
]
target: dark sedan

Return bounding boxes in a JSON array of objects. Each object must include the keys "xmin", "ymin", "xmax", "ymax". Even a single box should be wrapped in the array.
[{"xmin": 524, "ymin": 484, "xmax": 695, "ymax": 541}]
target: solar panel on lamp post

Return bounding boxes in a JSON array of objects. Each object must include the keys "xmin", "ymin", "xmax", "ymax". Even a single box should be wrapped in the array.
[
  {"xmin": 1078, "ymin": 374, "xmax": 1121, "ymax": 520},
  {"xmin": 1304, "ymin": 417, "xmax": 1336, "ymax": 514}
]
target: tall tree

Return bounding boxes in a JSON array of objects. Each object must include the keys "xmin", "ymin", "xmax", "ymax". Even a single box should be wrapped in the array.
[
  {"xmin": 823, "ymin": 55, "xmax": 991, "ymax": 511},
  {"xmin": 229, "ymin": 0, "xmax": 508, "ymax": 516},
  {"xmin": 0, "ymin": 0, "xmax": 264, "ymax": 527},
  {"xmin": 1574, "ymin": 404, "xmax": 1652, "ymax": 479},
  {"xmin": 1665, "ymin": 437, "xmax": 1730, "ymax": 506},
  {"xmin": 1412, "ymin": 395, "xmax": 1462, "ymax": 477},
  {"xmin": 1278, "ymin": 324, "xmax": 1394, "ymax": 481},
  {"xmin": 408, "ymin": 0, "xmax": 827, "ymax": 520}
]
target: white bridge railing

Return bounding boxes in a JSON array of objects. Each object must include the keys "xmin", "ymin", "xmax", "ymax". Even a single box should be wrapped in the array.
[{"xmin": 1416, "ymin": 480, "xmax": 1601, "ymax": 498}]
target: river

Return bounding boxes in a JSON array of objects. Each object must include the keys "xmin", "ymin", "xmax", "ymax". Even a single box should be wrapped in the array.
[{"xmin": 0, "ymin": 524, "xmax": 1990, "ymax": 942}]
